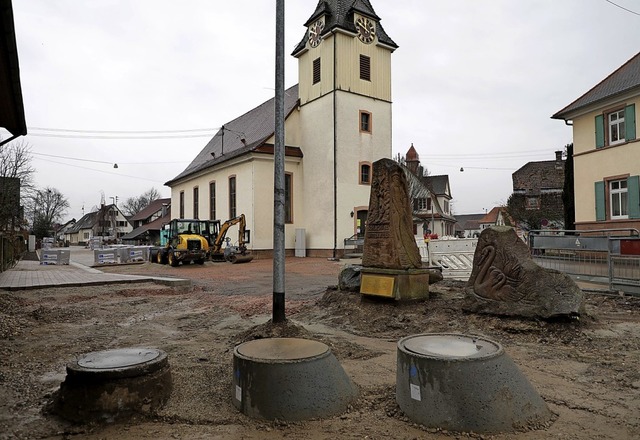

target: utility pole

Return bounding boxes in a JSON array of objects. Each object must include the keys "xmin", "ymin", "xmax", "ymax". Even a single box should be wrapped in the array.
[{"xmin": 272, "ymin": 0, "xmax": 286, "ymax": 323}]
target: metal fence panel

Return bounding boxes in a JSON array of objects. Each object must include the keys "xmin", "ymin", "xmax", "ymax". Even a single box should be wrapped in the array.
[{"xmin": 529, "ymin": 229, "xmax": 640, "ymax": 295}]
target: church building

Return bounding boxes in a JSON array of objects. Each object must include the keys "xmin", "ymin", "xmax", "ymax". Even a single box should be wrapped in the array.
[{"xmin": 165, "ymin": 0, "xmax": 397, "ymax": 257}]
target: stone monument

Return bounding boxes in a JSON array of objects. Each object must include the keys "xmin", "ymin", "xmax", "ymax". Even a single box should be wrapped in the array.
[
  {"xmin": 465, "ymin": 226, "xmax": 585, "ymax": 319},
  {"xmin": 360, "ymin": 158, "xmax": 431, "ymax": 300}
]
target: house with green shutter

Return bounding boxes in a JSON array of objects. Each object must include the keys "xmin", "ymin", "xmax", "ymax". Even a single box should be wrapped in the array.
[{"xmin": 552, "ymin": 51, "xmax": 639, "ymax": 232}]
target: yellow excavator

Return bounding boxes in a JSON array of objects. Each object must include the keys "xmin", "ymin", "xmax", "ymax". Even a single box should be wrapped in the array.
[{"xmin": 210, "ymin": 214, "xmax": 253, "ymax": 264}]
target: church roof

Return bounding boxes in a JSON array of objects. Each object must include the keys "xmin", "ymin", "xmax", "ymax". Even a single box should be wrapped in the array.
[
  {"xmin": 552, "ymin": 51, "xmax": 640, "ymax": 119},
  {"xmin": 292, "ymin": 0, "xmax": 397, "ymax": 56},
  {"xmin": 166, "ymin": 84, "xmax": 300, "ymax": 186}
]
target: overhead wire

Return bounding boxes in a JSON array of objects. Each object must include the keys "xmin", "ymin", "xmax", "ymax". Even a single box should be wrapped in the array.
[
  {"xmin": 32, "ymin": 156, "xmax": 165, "ymax": 183},
  {"xmin": 604, "ymin": 0, "xmax": 640, "ymax": 16},
  {"xmin": 31, "ymin": 151, "xmax": 189, "ymax": 165},
  {"xmin": 32, "ymin": 152, "xmax": 113, "ymax": 165},
  {"xmin": 28, "ymin": 126, "xmax": 217, "ymax": 134},
  {"xmin": 27, "ymin": 133, "xmax": 213, "ymax": 139},
  {"xmin": 27, "ymin": 125, "xmax": 220, "ymax": 139}
]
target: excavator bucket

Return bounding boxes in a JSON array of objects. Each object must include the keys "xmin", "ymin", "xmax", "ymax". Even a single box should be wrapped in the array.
[{"xmin": 228, "ymin": 253, "xmax": 254, "ymax": 264}]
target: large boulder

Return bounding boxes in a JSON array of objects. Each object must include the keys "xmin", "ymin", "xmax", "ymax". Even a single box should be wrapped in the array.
[{"xmin": 465, "ymin": 226, "xmax": 585, "ymax": 319}]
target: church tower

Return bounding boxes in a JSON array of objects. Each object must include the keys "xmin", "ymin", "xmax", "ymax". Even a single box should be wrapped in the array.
[{"xmin": 292, "ymin": 0, "xmax": 397, "ymax": 256}]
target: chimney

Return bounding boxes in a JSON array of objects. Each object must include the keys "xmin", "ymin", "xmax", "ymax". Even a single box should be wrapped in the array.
[
  {"xmin": 162, "ymin": 203, "xmax": 168, "ymax": 217},
  {"xmin": 555, "ymin": 150, "xmax": 563, "ymax": 170}
]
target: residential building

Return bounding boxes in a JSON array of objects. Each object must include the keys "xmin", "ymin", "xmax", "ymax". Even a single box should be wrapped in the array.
[
  {"xmin": 53, "ymin": 218, "xmax": 75, "ymax": 244},
  {"xmin": 165, "ymin": 0, "xmax": 397, "ymax": 257},
  {"xmin": 0, "ymin": 176, "xmax": 22, "ymax": 231},
  {"xmin": 552, "ymin": 51, "xmax": 639, "ymax": 232},
  {"xmin": 478, "ymin": 206, "xmax": 509, "ymax": 231},
  {"xmin": 454, "ymin": 214, "xmax": 485, "ymax": 238},
  {"xmin": 120, "ymin": 198, "xmax": 171, "ymax": 245},
  {"xmin": 509, "ymin": 151, "xmax": 565, "ymax": 230},
  {"xmin": 65, "ymin": 204, "xmax": 132, "ymax": 245},
  {"xmin": 405, "ymin": 144, "xmax": 457, "ymax": 237}
]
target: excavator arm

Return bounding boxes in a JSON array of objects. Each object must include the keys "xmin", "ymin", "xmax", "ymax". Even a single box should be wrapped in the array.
[{"xmin": 211, "ymin": 214, "xmax": 247, "ymax": 254}]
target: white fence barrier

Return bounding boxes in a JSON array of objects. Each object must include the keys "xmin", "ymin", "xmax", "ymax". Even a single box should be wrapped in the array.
[{"xmin": 417, "ymin": 237, "xmax": 477, "ymax": 280}]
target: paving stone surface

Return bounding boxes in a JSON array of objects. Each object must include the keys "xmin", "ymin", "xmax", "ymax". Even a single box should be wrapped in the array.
[{"xmin": 0, "ymin": 248, "xmax": 187, "ymax": 291}]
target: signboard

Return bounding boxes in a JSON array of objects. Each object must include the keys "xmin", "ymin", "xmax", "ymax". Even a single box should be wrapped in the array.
[{"xmin": 360, "ymin": 274, "xmax": 395, "ymax": 298}]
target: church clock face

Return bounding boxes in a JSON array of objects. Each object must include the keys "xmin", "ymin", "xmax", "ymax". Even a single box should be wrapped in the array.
[
  {"xmin": 308, "ymin": 19, "xmax": 324, "ymax": 48},
  {"xmin": 355, "ymin": 17, "xmax": 375, "ymax": 44}
]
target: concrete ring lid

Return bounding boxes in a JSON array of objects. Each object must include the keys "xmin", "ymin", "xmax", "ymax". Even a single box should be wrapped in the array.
[
  {"xmin": 398, "ymin": 333, "xmax": 503, "ymax": 361},
  {"xmin": 66, "ymin": 348, "xmax": 169, "ymax": 379},
  {"xmin": 234, "ymin": 338, "xmax": 330, "ymax": 363}
]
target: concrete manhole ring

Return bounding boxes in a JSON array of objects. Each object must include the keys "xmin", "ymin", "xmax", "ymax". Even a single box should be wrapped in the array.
[
  {"xmin": 396, "ymin": 333, "xmax": 552, "ymax": 433},
  {"xmin": 233, "ymin": 338, "xmax": 358, "ymax": 421},
  {"xmin": 53, "ymin": 347, "xmax": 172, "ymax": 422}
]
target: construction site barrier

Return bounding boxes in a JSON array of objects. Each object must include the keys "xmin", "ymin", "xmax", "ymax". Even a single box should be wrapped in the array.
[
  {"xmin": 94, "ymin": 249, "xmax": 118, "ymax": 265},
  {"xmin": 40, "ymin": 249, "xmax": 70, "ymax": 265}
]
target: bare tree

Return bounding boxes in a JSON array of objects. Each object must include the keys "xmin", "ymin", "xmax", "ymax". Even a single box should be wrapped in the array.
[
  {"xmin": 0, "ymin": 139, "xmax": 35, "ymax": 230},
  {"xmin": 31, "ymin": 187, "xmax": 70, "ymax": 238},
  {"xmin": 121, "ymin": 187, "xmax": 162, "ymax": 216}
]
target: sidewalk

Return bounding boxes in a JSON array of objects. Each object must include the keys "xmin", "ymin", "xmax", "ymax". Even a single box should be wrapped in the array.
[{"xmin": 0, "ymin": 247, "xmax": 189, "ymax": 291}]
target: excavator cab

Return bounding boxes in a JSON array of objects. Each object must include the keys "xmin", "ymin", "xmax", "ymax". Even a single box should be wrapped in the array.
[{"xmin": 200, "ymin": 220, "xmax": 221, "ymax": 248}]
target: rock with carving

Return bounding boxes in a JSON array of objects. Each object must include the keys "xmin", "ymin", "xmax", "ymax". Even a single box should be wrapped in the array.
[
  {"xmin": 465, "ymin": 226, "xmax": 585, "ymax": 319},
  {"xmin": 362, "ymin": 159, "xmax": 422, "ymax": 270}
]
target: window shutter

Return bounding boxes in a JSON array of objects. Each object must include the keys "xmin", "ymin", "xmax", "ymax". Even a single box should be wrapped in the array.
[
  {"xmin": 359, "ymin": 54, "xmax": 371, "ymax": 81},
  {"xmin": 595, "ymin": 114, "xmax": 605, "ymax": 148},
  {"xmin": 625, "ymin": 104, "xmax": 636, "ymax": 141},
  {"xmin": 594, "ymin": 181, "xmax": 606, "ymax": 221},
  {"xmin": 628, "ymin": 175, "xmax": 640, "ymax": 219},
  {"xmin": 313, "ymin": 57, "xmax": 321, "ymax": 84},
  {"xmin": 413, "ymin": 198, "xmax": 418, "ymax": 211}
]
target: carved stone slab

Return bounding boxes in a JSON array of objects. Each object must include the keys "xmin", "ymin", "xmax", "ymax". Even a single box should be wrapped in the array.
[
  {"xmin": 362, "ymin": 159, "xmax": 422, "ymax": 270},
  {"xmin": 465, "ymin": 226, "xmax": 585, "ymax": 319}
]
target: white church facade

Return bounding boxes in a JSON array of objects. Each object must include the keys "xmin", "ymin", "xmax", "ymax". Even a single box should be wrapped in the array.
[{"xmin": 165, "ymin": 0, "xmax": 398, "ymax": 257}]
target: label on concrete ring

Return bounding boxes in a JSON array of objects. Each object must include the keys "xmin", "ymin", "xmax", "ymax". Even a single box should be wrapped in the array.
[
  {"xmin": 235, "ymin": 385, "xmax": 242, "ymax": 402},
  {"xmin": 410, "ymin": 383, "xmax": 421, "ymax": 401}
]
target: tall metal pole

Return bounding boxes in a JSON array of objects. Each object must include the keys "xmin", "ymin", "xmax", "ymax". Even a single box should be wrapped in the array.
[{"xmin": 272, "ymin": 0, "xmax": 286, "ymax": 323}]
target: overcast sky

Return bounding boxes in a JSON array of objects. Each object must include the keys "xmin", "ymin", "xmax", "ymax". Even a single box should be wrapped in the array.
[{"xmin": 6, "ymin": 0, "xmax": 640, "ymax": 221}]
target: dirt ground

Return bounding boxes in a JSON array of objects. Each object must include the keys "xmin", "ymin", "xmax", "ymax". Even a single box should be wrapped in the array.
[{"xmin": 1, "ymin": 257, "xmax": 639, "ymax": 439}]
